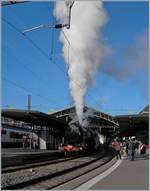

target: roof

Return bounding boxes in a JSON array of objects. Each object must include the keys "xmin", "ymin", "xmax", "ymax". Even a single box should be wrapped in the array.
[
  {"xmin": 139, "ymin": 105, "xmax": 149, "ymax": 115},
  {"xmin": 115, "ymin": 105, "xmax": 149, "ymax": 124},
  {"xmin": 1, "ymin": 106, "xmax": 120, "ymax": 129},
  {"xmin": 48, "ymin": 106, "xmax": 75, "ymax": 115},
  {"xmin": 114, "ymin": 112, "xmax": 149, "ymax": 137},
  {"xmin": 49, "ymin": 106, "xmax": 119, "ymax": 128},
  {"xmin": 115, "ymin": 114, "xmax": 148, "ymax": 123},
  {"xmin": 1, "ymin": 109, "xmax": 66, "ymax": 127}
]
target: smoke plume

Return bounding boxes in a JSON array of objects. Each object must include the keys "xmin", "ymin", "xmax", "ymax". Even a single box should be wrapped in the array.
[{"xmin": 54, "ymin": 1, "xmax": 108, "ymax": 124}]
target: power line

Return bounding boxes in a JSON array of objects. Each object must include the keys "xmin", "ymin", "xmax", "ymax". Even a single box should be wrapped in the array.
[
  {"xmin": 2, "ymin": 19, "xmax": 80, "ymax": 87},
  {"xmin": 2, "ymin": 77, "xmax": 60, "ymax": 106},
  {"xmin": 50, "ymin": 2, "xmax": 55, "ymax": 58},
  {"xmin": 2, "ymin": 103, "xmax": 61, "ymax": 111},
  {"xmin": 2, "ymin": 18, "xmax": 70, "ymax": 102},
  {"xmin": 3, "ymin": 46, "xmax": 68, "ymax": 101},
  {"xmin": 2, "ymin": 104, "xmax": 39, "ymax": 110},
  {"xmin": 2, "ymin": 18, "xmax": 64, "ymax": 76},
  {"xmin": 3, "ymin": 77, "xmax": 29, "ymax": 93},
  {"xmin": 2, "ymin": 18, "xmax": 100, "ymax": 108}
]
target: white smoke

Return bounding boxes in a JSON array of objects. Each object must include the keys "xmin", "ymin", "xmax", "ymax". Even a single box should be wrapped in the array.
[
  {"xmin": 68, "ymin": 114, "xmax": 81, "ymax": 134},
  {"xmin": 82, "ymin": 108, "xmax": 94, "ymax": 127},
  {"xmin": 54, "ymin": 1, "xmax": 108, "ymax": 124}
]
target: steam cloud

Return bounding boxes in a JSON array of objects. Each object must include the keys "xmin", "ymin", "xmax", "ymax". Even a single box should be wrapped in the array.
[{"xmin": 54, "ymin": 1, "xmax": 108, "ymax": 124}]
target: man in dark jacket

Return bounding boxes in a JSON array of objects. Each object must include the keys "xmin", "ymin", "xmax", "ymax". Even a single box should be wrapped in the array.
[{"xmin": 128, "ymin": 138, "xmax": 136, "ymax": 161}]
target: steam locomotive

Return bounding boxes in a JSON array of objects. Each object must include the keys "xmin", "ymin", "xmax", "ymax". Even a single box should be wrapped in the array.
[{"xmin": 62, "ymin": 121, "xmax": 102, "ymax": 156}]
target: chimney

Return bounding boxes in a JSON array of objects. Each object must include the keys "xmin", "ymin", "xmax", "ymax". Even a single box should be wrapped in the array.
[{"xmin": 28, "ymin": 95, "xmax": 31, "ymax": 112}]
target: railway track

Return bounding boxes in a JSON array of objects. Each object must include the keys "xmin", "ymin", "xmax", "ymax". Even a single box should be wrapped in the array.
[
  {"xmin": 2, "ymin": 150, "xmax": 64, "ymax": 168},
  {"xmin": 2, "ymin": 147, "xmax": 116, "ymax": 190},
  {"xmin": 2, "ymin": 154, "xmax": 83, "ymax": 173}
]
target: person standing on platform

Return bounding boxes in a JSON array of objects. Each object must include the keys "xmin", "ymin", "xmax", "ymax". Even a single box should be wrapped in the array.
[
  {"xmin": 140, "ymin": 142, "xmax": 147, "ymax": 155},
  {"xmin": 128, "ymin": 138, "xmax": 136, "ymax": 161},
  {"xmin": 111, "ymin": 139, "xmax": 122, "ymax": 160},
  {"xmin": 26, "ymin": 134, "xmax": 30, "ymax": 148},
  {"xmin": 22, "ymin": 134, "xmax": 27, "ymax": 148},
  {"xmin": 122, "ymin": 139, "xmax": 128, "ymax": 159},
  {"xmin": 125, "ymin": 139, "xmax": 129, "ymax": 157},
  {"xmin": 134, "ymin": 139, "xmax": 139, "ymax": 156},
  {"xmin": 32, "ymin": 137, "xmax": 38, "ymax": 150}
]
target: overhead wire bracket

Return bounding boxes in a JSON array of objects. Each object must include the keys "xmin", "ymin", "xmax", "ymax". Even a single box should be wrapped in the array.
[{"xmin": 22, "ymin": 1, "xmax": 74, "ymax": 34}]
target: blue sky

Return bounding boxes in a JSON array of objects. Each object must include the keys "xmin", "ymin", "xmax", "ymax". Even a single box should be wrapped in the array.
[{"xmin": 2, "ymin": 1, "xmax": 148, "ymax": 116}]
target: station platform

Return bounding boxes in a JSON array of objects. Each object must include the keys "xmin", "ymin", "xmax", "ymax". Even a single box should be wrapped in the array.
[
  {"xmin": 1, "ymin": 148, "xmax": 62, "ymax": 168},
  {"xmin": 76, "ymin": 154, "xmax": 149, "ymax": 190},
  {"xmin": 54, "ymin": 153, "xmax": 149, "ymax": 190}
]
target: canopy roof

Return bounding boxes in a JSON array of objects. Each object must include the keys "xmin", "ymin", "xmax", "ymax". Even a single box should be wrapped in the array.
[
  {"xmin": 49, "ymin": 106, "xmax": 120, "ymax": 128},
  {"xmin": 2, "ymin": 109, "xmax": 65, "ymax": 127}
]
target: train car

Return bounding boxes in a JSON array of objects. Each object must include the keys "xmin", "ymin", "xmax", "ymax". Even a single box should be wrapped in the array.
[{"xmin": 1, "ymin": 126, "xmax": 37, "ymax": 148}]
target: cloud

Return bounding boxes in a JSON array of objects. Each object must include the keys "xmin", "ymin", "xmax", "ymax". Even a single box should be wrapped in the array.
[{"xmin": 99, "ymin": 29, "xmax": 148, "ymax": 98}]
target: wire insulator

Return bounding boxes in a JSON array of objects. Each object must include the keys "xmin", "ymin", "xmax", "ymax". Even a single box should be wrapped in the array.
[{"xmin": 54, "ymin": 24, "xmax": 68, "ymax": 29}]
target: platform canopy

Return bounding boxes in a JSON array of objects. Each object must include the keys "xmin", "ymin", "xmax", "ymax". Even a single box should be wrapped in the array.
[
  {"xmin": 115, "ymin": 105, "xmax": 149, "ymax": 137},
  {"xmin": 49, "ymin": 106, "xmax": 120, "ymax": 129},
  {"xmin": 1, "ymin": 109, "xmax": 66, "ymax": 127}
]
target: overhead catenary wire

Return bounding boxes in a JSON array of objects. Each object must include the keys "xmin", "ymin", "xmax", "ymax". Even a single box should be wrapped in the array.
[
  {"xmin": 3, "ymin": 26, "xmax": 136, "ymax": 115},
  {"xmin": 50, "ymin": 2, "xmax": 57, "ymax": 65},
  {"xmin": 3, "ymin": 79, "xmax": 62, "ymax": 111},
  {"xmin": 3, "ymin": 2, "xmax": 139, "ymax": 116},
  {"xmin": 8, "ymin": 4, "xmax": 70, "ymax": 102},
  {"xmin": 2, "ymin": 77, "xmax": 60, "ymax": 106},
  {"xmin": 2, "ymin": 17, "xmax": 63, "ymax": 77},
  {"xmin": 2, "ymin": 18, "xmax": 101, "ymax": 108},
  {"xmin": 2, "ymin": 104, "xmax": 61, "ymax": 111},
  {"xmin": 2, "ymin": 18, "xmax": 76, "ymax": 109},
  {"xmin": 2, "ymin": 18, "xmax": 97, "ymax": 103},
  {"xmin": 2, "ymin": 104, "xmax": 40, "ymax": 110},
  {"xmin": 2, "ymin": 17, "xmax": 67, "ymax": 79},
  {"xmin": 3, "ymin": 45, "xmax": 68, "ymax": 102}
]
